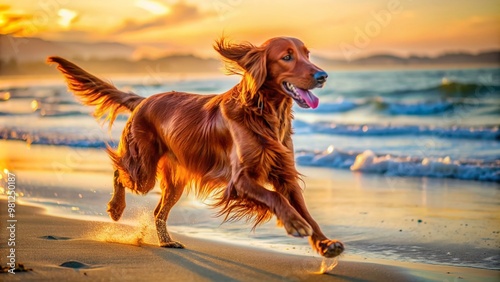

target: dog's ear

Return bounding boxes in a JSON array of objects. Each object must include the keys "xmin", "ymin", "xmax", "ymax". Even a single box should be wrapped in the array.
[
  {"xmin": 239, "ymin": 48, "xmax": 266, "ymax": 100},
  {"xmin": 214, "ymin": 38, "xmax": 267, "ymax": 101}
]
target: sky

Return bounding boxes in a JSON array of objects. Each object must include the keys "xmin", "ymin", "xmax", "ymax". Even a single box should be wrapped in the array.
[{"xmin": 0, "ymin": 0, "xmax": 499, "ymax": 60}]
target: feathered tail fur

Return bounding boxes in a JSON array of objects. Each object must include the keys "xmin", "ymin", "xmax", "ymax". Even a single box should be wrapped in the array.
[{"xmin": 47, "ymin": 56, "xmax": 144, "ymax": 128}]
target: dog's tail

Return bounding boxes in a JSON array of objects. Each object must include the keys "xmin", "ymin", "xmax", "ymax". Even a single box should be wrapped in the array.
[{"xmin": 47, "ymin": 56, "xmax": 145, "ymax": 129}]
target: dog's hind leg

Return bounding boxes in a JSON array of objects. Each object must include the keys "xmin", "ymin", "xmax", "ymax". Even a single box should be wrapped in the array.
[
  {"xmin": 154, "ymin": 164, "xmax": 186, "ymax": 248},
  {"xmin": 107, "ymin": 170, "xmax": 126, "ymax": 221}
]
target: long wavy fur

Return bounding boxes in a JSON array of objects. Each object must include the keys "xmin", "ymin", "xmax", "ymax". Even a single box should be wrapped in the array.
[{"xmin": 46, "ymin": 56, "xmax": 144, "ymax": 129}]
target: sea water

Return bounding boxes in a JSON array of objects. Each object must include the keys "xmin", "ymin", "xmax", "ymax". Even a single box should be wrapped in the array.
[{"xmin": 1, "ymin": 68, "xmax": 498, "ymax": 181}]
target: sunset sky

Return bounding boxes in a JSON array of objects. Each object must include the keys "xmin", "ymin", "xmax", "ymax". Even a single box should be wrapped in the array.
[{"xmin": 1, "ymin": 0, "xmax": 499, "ymax": 59}]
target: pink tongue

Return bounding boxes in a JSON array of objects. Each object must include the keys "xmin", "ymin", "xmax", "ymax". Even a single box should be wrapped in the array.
[{"xmin": 295, "ymin": 88, "xmax": 319, "ymax": 109}]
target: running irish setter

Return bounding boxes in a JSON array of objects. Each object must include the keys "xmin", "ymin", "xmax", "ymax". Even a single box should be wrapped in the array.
[{"xmin": 47, "ymin": 37, "xmax": 344, "ymax": 258}]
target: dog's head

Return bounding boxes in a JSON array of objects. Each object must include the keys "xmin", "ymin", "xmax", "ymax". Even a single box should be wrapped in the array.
[{"xmin": 214, "ymin": 37, "xmax": 326, "ymax": 109}]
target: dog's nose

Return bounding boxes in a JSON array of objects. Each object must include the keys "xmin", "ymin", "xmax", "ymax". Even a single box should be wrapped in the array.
[{"xmin": 314, "ymin": 71, "xmax": 328, "ymax": 84}]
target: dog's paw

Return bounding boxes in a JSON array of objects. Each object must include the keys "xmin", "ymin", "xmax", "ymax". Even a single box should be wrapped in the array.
[
  {"xmin": 284, "ymin": 217, "xmax": 313, "ymax": 238},
  {"xmin": 317, "ymin": 239, "xmax": 344, "ymax": 258},
  {"xmin": 160, "ymin": 241, "xmax": 185, "ymax": 248},
  {"xmin": 106, "ymin": 201, "xmax": 125, "ymax": 221}
]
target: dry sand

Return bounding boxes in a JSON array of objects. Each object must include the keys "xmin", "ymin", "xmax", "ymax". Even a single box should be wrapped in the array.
[{"xmin": 1, "ymin": 199, "xmax": 498, "ymax": 282}]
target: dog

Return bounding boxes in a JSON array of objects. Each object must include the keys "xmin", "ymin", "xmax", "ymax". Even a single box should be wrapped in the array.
[{"xmin": 47, "ymin": 37, "xmax": 344, "ymax": 258}]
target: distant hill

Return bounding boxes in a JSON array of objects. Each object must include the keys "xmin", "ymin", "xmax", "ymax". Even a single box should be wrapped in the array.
[
  {"xmin": 0, "ymin": 34, "xmax": 498, "ymax": 76},
  {"xmin": 313, "ymin": 51, "xmax": 500, "ymax": 68},
  {"xmin": 0, "ymin": 34, "xmax": 135, "ymax": 63},
  {"xmin": 0, "ymin": 54, "xmax": 222, "ymax": 76}
]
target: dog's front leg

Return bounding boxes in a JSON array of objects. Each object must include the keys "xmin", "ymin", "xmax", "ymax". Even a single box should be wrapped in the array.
[
  {"xmin": 226, "ymin": 122, "xmax": 313, "ymax": 237},
  {"xmin": 279, "ymin": 136, "xmax": 344, "ymax": 258},
  {"xmin": 288, "ymin": 188, "xmax": 344, "ymax": 258},
  {"xmin": 230, "ymin": 170, "xmax": 313, "ymax": 238}
]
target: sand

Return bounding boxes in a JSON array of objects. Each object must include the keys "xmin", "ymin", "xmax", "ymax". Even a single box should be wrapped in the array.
[
  {"xmin": 0, "ymin": 141, "xmax": 498, "ymax": 281},
  {"xmin": 1, "ymin": 199, "xmax": 498, "ymax": 282}
]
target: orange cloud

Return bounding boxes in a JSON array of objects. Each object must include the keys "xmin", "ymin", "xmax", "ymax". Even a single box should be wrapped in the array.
[
  {"xmin": 57, "ymin": 8, "xmax": 79, "ymax": 30},
  {"xmin": 0, "ymin": 11, "xmax": 32, "ymax": 35},
  {"xmin": 135, "ymin": 0, "xmax": 170, "ymax": 15},
  {"xmin": 114, "ymin": 2, "xmax": 214, "ymax": 34}
]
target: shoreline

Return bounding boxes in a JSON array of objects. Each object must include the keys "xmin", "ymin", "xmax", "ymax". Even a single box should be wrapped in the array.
[
  {"xmin": 1, "ymin": 199, "xmax": 499, "ymax": 281},
  {"xmin": 9, "ymin": 194, "xmax": 500, "ymax": 271}
]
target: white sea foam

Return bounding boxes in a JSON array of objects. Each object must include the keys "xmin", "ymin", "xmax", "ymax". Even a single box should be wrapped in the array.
[{"xmin": 297, "ymin": 148, "xmax": 500, "ymax": 182}]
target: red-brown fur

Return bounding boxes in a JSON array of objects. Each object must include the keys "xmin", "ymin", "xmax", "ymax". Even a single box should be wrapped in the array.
[{"xmin": 47, "ymin": 37, "xmax": 344, "ymax": 257}]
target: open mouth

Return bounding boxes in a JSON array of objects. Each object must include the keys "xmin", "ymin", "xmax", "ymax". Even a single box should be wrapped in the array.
[{"xmin": 282, "ymin": 82, "xmax": 320, "ymax": 109}]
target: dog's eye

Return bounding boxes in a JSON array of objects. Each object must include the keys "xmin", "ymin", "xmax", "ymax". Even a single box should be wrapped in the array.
[{"xmin": 282, "ymin": 54, "xmax": 292, "ymax": 61}]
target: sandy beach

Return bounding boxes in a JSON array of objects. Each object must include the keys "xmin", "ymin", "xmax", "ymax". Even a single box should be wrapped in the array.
[
  {"xmin": 0, "ymin": 139, "xmax": 499, "ymax": 281},
  {"xmin": 0, "ymin": 199, "xmax": 498, "ymax": 282}
]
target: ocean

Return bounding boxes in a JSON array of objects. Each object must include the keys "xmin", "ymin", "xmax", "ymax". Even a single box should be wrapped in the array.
[
  {"xmin": 1, "ymin": 67, "xmax": 499, "ymax": 181},
  {"xmin": 0, "ymin": 67, "xmax": 499, "ymax": 269}
]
